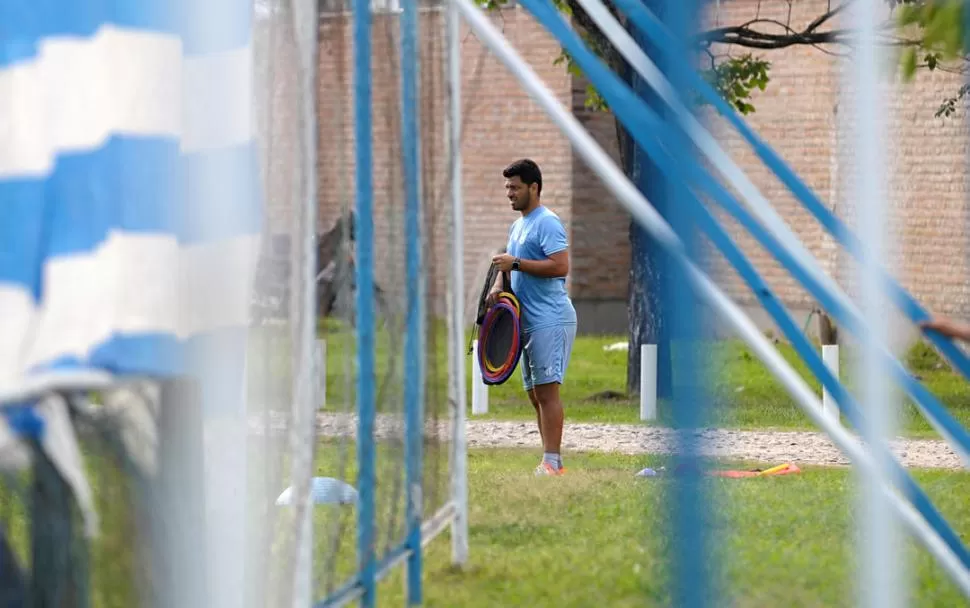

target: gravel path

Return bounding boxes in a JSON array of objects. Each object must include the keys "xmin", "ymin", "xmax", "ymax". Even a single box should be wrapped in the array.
[
  {"xmin": 463, "ymin": 420, "xmax": 965, "ymax": 470},
  {"xmin": 298, "ymin": 413, "xmax": 966, "ymax": 470}
]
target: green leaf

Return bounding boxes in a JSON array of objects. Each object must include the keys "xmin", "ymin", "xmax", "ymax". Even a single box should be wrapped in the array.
[
  {"xmin": 901, "ymin": 47, "xmax": 918, "ymax": 80},
  {"xmin": 897, "ymin": 4, "xmax": 921, "ymax": 27}
]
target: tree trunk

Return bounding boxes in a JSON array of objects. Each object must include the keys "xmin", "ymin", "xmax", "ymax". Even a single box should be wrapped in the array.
[
  {"xmin": 817, "ymin": 309, "xmax": 838, "ymax": 345},
  {"xmin": 625, "ymin": 147, "xmax": 673, "ymax": 398},
  {"xmin": 623, "ymin": 3, "xmax": 673, "ymax": 399}
]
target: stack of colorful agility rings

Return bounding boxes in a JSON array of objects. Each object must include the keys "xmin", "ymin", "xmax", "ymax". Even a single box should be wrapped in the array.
[{"xmin": 477, "ymin": 291, "xmax": 523, "ymax": 385}]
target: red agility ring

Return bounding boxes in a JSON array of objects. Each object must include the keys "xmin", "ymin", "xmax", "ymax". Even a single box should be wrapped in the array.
[{"xmin": 477, "ymin": 292, "xmax": 523, "ymax": 385}]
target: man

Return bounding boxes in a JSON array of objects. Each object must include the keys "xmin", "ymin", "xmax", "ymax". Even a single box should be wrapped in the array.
[{"xmin": 489, "ymin": 159, "xmax": 577, "ymax": 476}]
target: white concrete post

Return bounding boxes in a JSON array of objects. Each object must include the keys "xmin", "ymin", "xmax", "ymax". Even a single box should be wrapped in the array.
[
  {"xmin": 822, "ymin": 344, "xmax": 840, "ymax": 424},
  {"xmin": 316, "ymin": 339, "xmax": 326, "ymax": 411},
  {"xmin": 471, "ymin": 339, "xmax": 488, "ymax": 415},
  {"xmin": 640, "ymin": 344, "xmax": 657, "ymax": 421}
]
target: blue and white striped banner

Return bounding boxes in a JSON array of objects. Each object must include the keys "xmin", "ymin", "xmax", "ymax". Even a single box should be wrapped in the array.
[
  {"xmin": 0, "ymin": 1, "xmax": 261, "ymax": 402},
  {"xmin": 0, "ymin": 3, "xmax": 261, "ymax": 541}
]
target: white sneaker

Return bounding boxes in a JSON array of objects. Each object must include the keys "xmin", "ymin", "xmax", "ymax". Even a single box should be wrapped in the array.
[{"xmin": 534, "ymin": 462, "xmax": 565, "ymax": 476}]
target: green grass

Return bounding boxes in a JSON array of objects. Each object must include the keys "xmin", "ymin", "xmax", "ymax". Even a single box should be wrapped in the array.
[
  {"xmin": 318, "ymin": 448, "xmax": 970, "ymax": 607},
  {"xmin": 0, "ymin": 431, "xmax": 148, "ymax": 608},
  {"xmin": 6, "ymin": 430, "xmax": 970, "ymax": 606},
  {"xmin": 308, "ymin": 319, "xmax": 970, "ymax": 437}
]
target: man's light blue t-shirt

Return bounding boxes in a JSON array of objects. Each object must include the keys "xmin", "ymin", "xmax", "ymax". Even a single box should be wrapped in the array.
[{"xmin": 506, "ymin": 206, "xmax": 577, "ymax": 334}]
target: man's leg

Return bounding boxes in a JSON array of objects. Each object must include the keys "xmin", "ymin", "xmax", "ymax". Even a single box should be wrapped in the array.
[
  {"xmin": 533, "ymin": 382, "xmax": 564, "ymax": 458},
  {"xmin": 520, "ymin": 343, "xmax": 543, "ymax": 446},
  {"xmin": 527, "ymin": 389, "xmax": 544, "ymax": 447},
  {"xmin": 528, "ymin": 325, "xmax": 576, "ymax": 475}
]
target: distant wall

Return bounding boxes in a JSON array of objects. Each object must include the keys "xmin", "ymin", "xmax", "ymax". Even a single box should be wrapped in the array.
[
  {"xmin": 307, "ymin": 0, "xmax": 970, "ymax": 336},
  {"xmin": 573, "ymin": 0, "xmax": 970, "ymax": 334}
]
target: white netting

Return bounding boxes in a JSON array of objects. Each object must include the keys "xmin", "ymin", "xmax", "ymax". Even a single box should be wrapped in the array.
[
  {"xmin": 311, "ymin": 1, "xmax": 460, "ymax": 602},
  {"xmin": 247, "ymin": 0, "xmax": 320, "ymax": 605}
]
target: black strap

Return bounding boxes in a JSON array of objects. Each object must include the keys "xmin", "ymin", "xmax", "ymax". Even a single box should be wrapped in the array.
[
  {"xmin": 468, "ymin": 250, "xmax": 514, "ymax": 355},
  {"xmin": 475, "ymin": 263, "xmax": 498, "ymax": 326}
]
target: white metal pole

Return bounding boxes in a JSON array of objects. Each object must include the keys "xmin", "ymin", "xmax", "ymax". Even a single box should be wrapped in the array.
[
  {"xmin": 447, "ymin": 0, "xmax": 470, "ymax": 566},
  {"xmin": 294, "ymin": 487, "xmax": 313, "ymax": 608},
  {"xmin": 451, "ymin": 0, "xmax": 970, "ymax": 592},
  {"xmin": 851, "ymin": 0, "xmax": 901, "ymax": 604},
  {"xmin": 290, "ymin": 0, "xmax": 320, "ymax": 600},
  {"xmin": 317, "ymin": 339, "xmax": 327, "ymax": 411},
  {"xmin": 471, "ymin": 339, "xmax": 488, "ymax": 415},
  {"xmin": 295, "ymin": 340, "xmax": 326, "ymax": 606},
  {"xmin": 821, "ymin": 344, "xmax": 840, "ymax": 424},
  {"xmin": 640, "ymin": 344, "xmax": 657, "ymax": 421},
  {"xmin": 202, "ymin": 388, "xmax": 247, "ymax": 608}
]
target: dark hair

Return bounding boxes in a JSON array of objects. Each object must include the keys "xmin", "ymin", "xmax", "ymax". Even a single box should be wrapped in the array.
[{"xmin": 502, "ymin": 158, "xmax": 542, "ymax": 196}]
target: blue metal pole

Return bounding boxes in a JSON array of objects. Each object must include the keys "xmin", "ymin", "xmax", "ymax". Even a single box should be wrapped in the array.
[
  {"xmin": 629, "ymin": 0, "xmax": 672, "ymax": 401},
  {"xmin": 352, "ymin": 0, "xmax": 376, "ymax": 602},
  {"xmin": 401, "ymin": 0, "xmax": 425, "ymax": 603},
  {"xmin": 660, "ymin": 1, "xmax": 712, "ymax": 606}
]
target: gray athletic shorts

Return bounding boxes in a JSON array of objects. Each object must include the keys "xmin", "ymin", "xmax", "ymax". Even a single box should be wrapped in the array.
[{"xmin": 520, "ymin": 323, "xmax": 577, "ymax": 391}]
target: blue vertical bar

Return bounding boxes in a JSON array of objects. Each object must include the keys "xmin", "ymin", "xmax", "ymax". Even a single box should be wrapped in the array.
[
  {"xmin": 662, "ymin": 1, "xmax": 711, "ymax": 606},
  {"xmin": 632, "ymin": 0, "xmax": 672, "ymax": 401},
  {"xmin": 401, "ymin": 0, "xmax": 425, "ymax": 603},
  {"xmin": 353, "ymin": 0, "xmax": 376, "ymax": 601}
]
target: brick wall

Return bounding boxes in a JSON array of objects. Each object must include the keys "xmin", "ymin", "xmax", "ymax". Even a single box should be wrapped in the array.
[
  {"xmin": 827, "ymin": 14, "xmax": 970, "ymax": 318},
  {"xmin": 701, "ymin": 0, "xmax": 841, "ymax": 316},
  {"xmin": 316, "ymin": 6, "xmax": 572, "ymax": 320},
  {"xmin": 706, "ymin": 0, "xmax": 970, "ymax": 331},
  {"xmin": 571, "ymin": 78, "xmax": 630, "ymax": 302},
  {"xmin": 573, "ymin": 0, "xmax": 970, "ymax": 333}
]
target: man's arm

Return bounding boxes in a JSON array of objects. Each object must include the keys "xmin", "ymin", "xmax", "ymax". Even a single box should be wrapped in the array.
[
  {"xmin": 485, "ymin": 278, "xmax": 503, "ymax": 308},
  {"xmin": 486, "ymin": 247, "xmax": 509, "ymax": 305},
  {"xmin": 920, "ymin": 315, "xmax": 970, "ymax": 343},
  {"xmin": 530, "ymin": 214, "xmax": 569, "ymax": 277},
  {"xmin": 492, "ymin": 215, "xmax": 570, "ymax": 278},
  {"xmin": 495, "ymin": 246, "xmax": 511, "ymax": 290},
  {"xmin": 517, "ymin": 250, "xmax": 568, "ymax": 278},
  {"xmin": 490, "ymin": 250, "xmax": 568, "ymax": 277}
]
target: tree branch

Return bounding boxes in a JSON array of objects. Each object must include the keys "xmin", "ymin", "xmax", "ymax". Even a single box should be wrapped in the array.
[
  {"xmin": 694, "ymin": 0, "xmax": 891, "ymax": 50},
  {"xmin": 699, "ymin": 25, "xmax": 855, "ymax": 49},
  {"xmin": 562, "ymin": 0, "xmax": 627, "ymax": 72},
  {"xmin": 804, "ymin": 0, "xmax": 855, "ymax": 32}
]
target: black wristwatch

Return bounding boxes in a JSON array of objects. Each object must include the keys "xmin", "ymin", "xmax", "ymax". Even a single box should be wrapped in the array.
[{"xmin": 511, "ymin": 257, "xmax": 520, "ymax": 271}]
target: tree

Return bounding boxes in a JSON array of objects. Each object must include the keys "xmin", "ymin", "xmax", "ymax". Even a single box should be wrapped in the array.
[
  {"xmin": 895, "ymin": 0, "xmax": 970, "ymax": 116},
  {"xmin": 561, "ymin": 0, "xmax": 970, "ymax": 117},
  {"xmin": 544, "ymin": 0, "xmax": 970, "ymax": 396}
]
